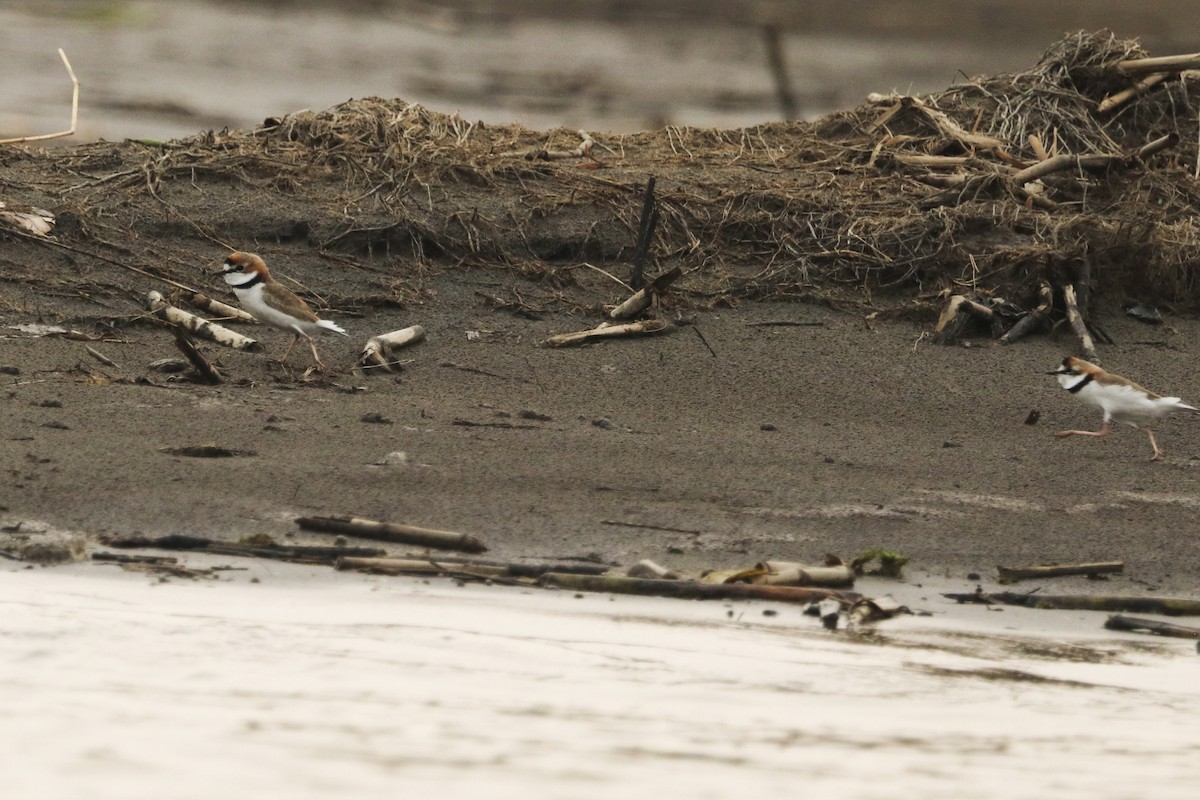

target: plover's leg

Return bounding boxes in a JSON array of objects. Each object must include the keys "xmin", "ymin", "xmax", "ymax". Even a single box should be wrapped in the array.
[
  {"xmin": 305, "ymin": 335, "xmax": 327, "ymax": 371},
  {"xmin": 1141, "ymin": 426, "xmax": 1163, "ymax": 461},
  {"xmin": 279, "ymin": 333, "xmax": 302, "ymax": 364},
  {"xmin": 1054, "ymin": 420, "xmax": 1112, "ymax": 439}
]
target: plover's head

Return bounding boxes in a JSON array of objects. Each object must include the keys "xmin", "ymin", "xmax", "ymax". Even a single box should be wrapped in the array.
[
  {"xmin": 216, "ymin": 252, "xmax": 269, "ymax": 286},
  {"xmin": 218, "ymin": 253, "xmax": 272, "ymax": 287},
  {"xmin": 219, "ymin": 251, "xmax": 268, "ymax": 275},
  {"xmin": 1048, "ymin": 355, "xmax": 1092, "ymax": 377}
]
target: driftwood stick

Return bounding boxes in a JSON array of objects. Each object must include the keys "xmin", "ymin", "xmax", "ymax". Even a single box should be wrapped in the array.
[
  {"xmin": 1011, "ymin": 133, "xmax": 1177, "ymax": 187},
  {"xmin": 1062, "ymin": 284, "xmax": 1098, "ymax": 362},
  {"xmin": 172, "ymin": 327, "xmax": 221, "ymax": 384},
  {"xmin": 1098, "ymin": 72, "xmax": 1170, "ymax": 114},
  {"xmin": 934, "ymin": 295, "xmax": 995, "ymax": 332},
  {"xmin": 999, "ymin": 280, "xmax": 1053, "ymax": 345},
  {"xmin": 1011, "ymin": 153, "xmax": 1118, "ymax": 185},
  {"xmin": 84, "ymin": 345, "xmax": 119, "ymax": 369},
  {"xmin": 337, "ymin": 554, "xmax": 608, "ymax": 578},
  {"xmin": 1105, "ymin": 614, "xmax": 1200, "ymax": 639},
  {"xmin": 944, "ymin": 591, "xmax": 1200, "ymax": 616},
  {"xmin": 543, "ymin": 318, "xmax": 671, "ymax": 348},
  {"xmin": 997, "ymin": 560, "xmax": 1124, "ymax": 583},
  {"xmin": 358, "ymin": 325, "xmax": 426, "ymax": 371},
  {"xmin": 897, "ymin": 95, "xmax": 1004, "ymax": 150},
  {"xmin": 336, "ymin": 557, "xmax": 507, "ymax": 578},
  {"xmin": 889, "ymin": 153, "xmax": 971, "ymax": 169},
  {"xmin": 540, "ymin": 572, "xmax": 860, "ymax": 605},
  {"xmin": 630, "ymin": 176, "xmax": 658, "ymax": 290},
  {"xmin": 420, "ymin": 555, "xmax": 610, "ymax": 577},
  {"xmin": 750, "ymin": 564, "xmax": 856, "ymax": 588},
  {"xmin": 184, "ymin": 292, "xmax": 258, "ymax": 323},
  {"xmin": 146, "ymin": 291, "xmax": 263, "ymax": 352},
  {"xmin": 295, "ymin": 515, "xmax": 488, "ymax": 553},
  {"xmin": 916, "ymin": 173, "xmax": 968, "ymax": 188},
  {"xmin": 934, "ymin": 294, "xmax": 998, "ymax": 341},
  {"xmin": 97, "ymin": 533, "xmax": 385, "ymax": 564},
  {"xmin": 1117, "ymin": 52, "xmax": 1200, "ymax": 76},
  {"xmin": 92, "ymin": 551, "xmax": 179, "ymax": 565},
  {"xmin": 1136, "ymin": 132, "xmax": 1178, "ymax": 159},
  {"xmin": 609, "ymin": 266, "xmax": 682, "ymax": 320}
]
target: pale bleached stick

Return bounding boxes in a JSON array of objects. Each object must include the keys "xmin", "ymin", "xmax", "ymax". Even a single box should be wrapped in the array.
[
  {"xmin": 84, "ymin": 345, "xmax": 119, "ymax": 369},
  {"xmin": 296, "ymin": 515, "xmax": 487, "ymax": 553},
  {"xmin": 608, "ymin": 267, "xmax": 682, "ymax": 320},
  {"xmin": 543, "ymin": 318, "xmax": 670, "ymax": 347},
  {"xmin": 358, "ymin": 325, "xmax": 426, "ymax": 371},
  {"xmin": 0, "ymin": 49, "xmax": 78, "ymax": 145},
  {"xmin": 1117, "ymin": 52, "xmax": 1200, "ymax": 76},
  {"xmin": 1062, "ymin": 283, "xmax": 1098, "ymax": 362},
  {"xmin": 145, "ymin": 291, "xmax": 263, "ymax": 352},
  {"xmin": 183, "ymin": 292, "xmax": 257, "ymax": 323},
  {"xmin": 1097, "ymin": 72, "xmax": 1169, "ymax": 114}
]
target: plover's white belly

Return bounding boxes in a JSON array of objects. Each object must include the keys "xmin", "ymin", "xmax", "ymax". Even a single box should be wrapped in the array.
[
  {"xmin": 233, "ymin": 285, "xmax": 320, "ymax": 336},
  {"xmin": 1081, "ymin": 383, "xmax": 1167, "ymax": 427}
]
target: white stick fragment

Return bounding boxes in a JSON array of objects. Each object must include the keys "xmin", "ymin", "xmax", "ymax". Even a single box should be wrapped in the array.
[
  {"xmin": 753, "ymin": 565, "xmax": 856, "ymax": 588},
  {"xmin": 0, "ymin": 49, "xmax": 78, "ymax": 145},
  {"xmin": 358, "ymin": 325, "xmax": 426, "ymax": 372},
  {"xmin": 183, "ymin": 292, "xmax": 258, "ymax": 323},
  {"xmin": 543, "ymin": 319, "xmax": 671, "ymax": 348},
  {"xmin": 145, "ymin": 291, "xmax": 263, "ymax": 352},
  {"xmin": 84, "ymin": 345, "xmax": 119, "ymax": 369},
  {"xmin": 608, "ymin": 267, "xmax": 682, "ymax": 320}
]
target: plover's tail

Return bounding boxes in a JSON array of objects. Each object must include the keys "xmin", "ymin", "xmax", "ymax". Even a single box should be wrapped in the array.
[
  {"xmin": 318, "ymin": 319, "xmax": 349, "ymax": 336},
  {"xmin": 1162, "ymin": 398, "xmax": 1198, "ymax": 413}
]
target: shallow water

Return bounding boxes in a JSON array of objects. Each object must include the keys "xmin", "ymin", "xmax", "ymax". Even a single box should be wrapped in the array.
[
  {"xmin": 3, "ymin": 562, "xmax": 1198, "ymax": 798},
  {"xmin": 1, "ymin": 0, "xmax": 1041, "ymax": 143}
]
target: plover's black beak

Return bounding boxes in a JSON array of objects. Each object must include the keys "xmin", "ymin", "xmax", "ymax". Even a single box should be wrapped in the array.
[{"xmin": 1046, "ymin": 367, "xmax": 1070, "ymax": 375}]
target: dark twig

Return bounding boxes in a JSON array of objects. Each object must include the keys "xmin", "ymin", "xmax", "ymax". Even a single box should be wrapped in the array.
[{"xmin": 631, "ymin": 176, "xmax": 658, "ymax": 290}]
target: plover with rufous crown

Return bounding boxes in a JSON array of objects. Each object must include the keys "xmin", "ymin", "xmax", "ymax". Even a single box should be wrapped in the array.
[
  {"xmin": 216, "ymin": 252, "xmax": 348, "ymax": 371},
  {"xmin": 1048, "ymin": 355, "xmax": 1196, "ymax": 461}
]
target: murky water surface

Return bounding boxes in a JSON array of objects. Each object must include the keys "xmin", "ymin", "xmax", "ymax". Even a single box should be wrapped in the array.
[{"xmin": 3, "ymin": 564, "xmax": 1197, "ymax": 798}]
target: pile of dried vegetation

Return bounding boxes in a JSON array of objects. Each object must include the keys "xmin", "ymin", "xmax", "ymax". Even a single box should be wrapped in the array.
[{"xmin": 3, "ymin": 31, "xmax": 1199, "ymax": 341}]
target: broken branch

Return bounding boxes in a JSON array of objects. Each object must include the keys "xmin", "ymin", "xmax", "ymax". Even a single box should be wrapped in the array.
[
  {"xmin": 358, "ymin": 324, "xmax": 426, "ymax": 372},
  {"xmin": 172, "ymin": 327, "xmax": 221, "ymax": 384},
  {"xmin": 183, "ymin": 292, "xmax": 258, "ymax": 323},
  {"xmin": 944, "ymin": 591, "xmax": 1200, "ymax": 615},
  {"xmin": 999, "ymin": 280, "xmax": 1053, "ymax": 345},
  {"xmin": 630, "ymin": 176, "xmax": 658, "ymax": 290},
  {"xmin": 540, "ymin": 572, "xmax": 860, "ymax": 605},
  {"xmin": 1062, "ymin": 283, "xmax": 1098, "ymax": 362},
  {"xmin": 997, "ymin": 560, "xmax": 1123, "ymax": 583},
  {"xmin": 98, "ymin": 533, "xmax": 385, "ymax": 565},
  {"xmin": 543, "ymin": 318, "xmax": 671, "ymax": 348},
  {"xmin": 295, "ymin": 514, "xmax": 488, "ymax": 553},
  {"xmin": 1104, "ymin": 614, "xmax": 1200, "ymax": 639},
  {"xmin": 1098, "ymin": 72, "xmax": 1170, "ymax": 114},
  {"xmin": 1117, "ymin": 52, "xmax": 1200, "ymax": 76},
  {"xmin": 608, "ymin": 266, "xmax": 682, "ymax": 320},
  {"xmin": 146, "ymin": 291, "xmax": 263, "ymax": 352}
]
